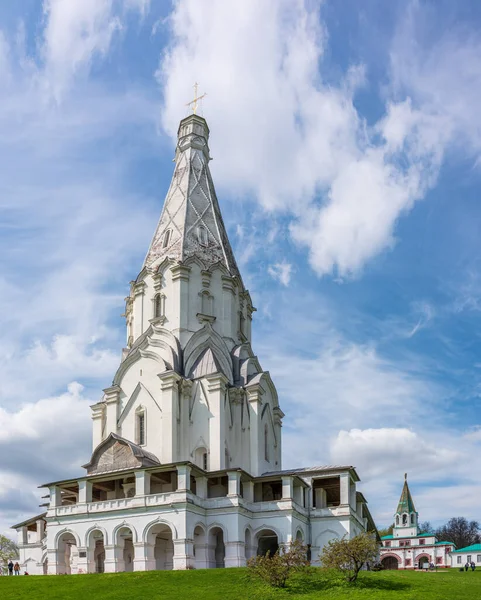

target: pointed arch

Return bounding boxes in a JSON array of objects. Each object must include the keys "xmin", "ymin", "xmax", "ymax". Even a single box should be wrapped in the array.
[
  {"xmin": 183, "ymin": 255, "xmax": 208, "ymax": 271},
  {"xmin": 143, "ymin": 519, "xmax": 177, "ymax": 543},
  {"xmin": 112, "ymin": 522, "xmax": 139, "ymax": 545},
  {"xmin": 117, "ymin": 382, "xmax": 161, "ymax": 427},
  {"xmin": 84, "ymin": 525, "xmax": 108, "ymax": 548},
  {"xmin": 184, "ymin": 324, "xmax": 233, "ymax": 383},
  {"xmin": 54, "ymin": 528, "xmax": 81, "ymax": 548},
  {"xmin": 207, "ymin": 522, "xmax": 228, "ymax": 542}
]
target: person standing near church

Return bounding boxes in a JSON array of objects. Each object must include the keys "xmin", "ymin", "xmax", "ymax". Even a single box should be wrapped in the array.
[
  {"xmin": 465, "ymin": 561, "xmax": 470, "ymax": 572},
  {"xmin": 7, "ymin": 560, "xmax": 13, "ymax": 575},
  {"xmin": 13, "ymin": 562, "xmax": 20, "ymax": 575},
  {"xmin": 471, "ymin": 561, "xmax": 476, "ymax": 571}
]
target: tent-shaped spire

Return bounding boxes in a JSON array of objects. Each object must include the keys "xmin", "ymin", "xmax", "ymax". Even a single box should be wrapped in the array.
[
  {"xmin": 396, "ymin": 473, "xmax": 416, "ymax": 514},
  {"xmin": 144, "ymin": 114, "xmax": 241, "ymax": 282}
]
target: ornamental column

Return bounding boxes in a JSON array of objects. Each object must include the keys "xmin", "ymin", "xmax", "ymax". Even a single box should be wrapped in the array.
[
  {"xmin": 206, "ymin": 373, "xmax": 229, "ymax": 470},
  {"xmin": 173, "ymin": 538, "xmax": 194, "ymax": 570},
  {"xmin": 225, "ymin": 541, "xmax": 245, "ymax": 568},
  {"xmin": 158, "ymin": 371, "xmax": 182, "ymax": 463},
  {"xmin": 135, "ymin": 471, "xmax": 151, "ymax": 496},
  {"xmin": 103, "ymin": 385, "xmax": 121, "ymax": 437},
  {"xmin": 133, "ymin": 542, "xmax": 155, "ymax": 571},
  {"xmin": 246, "ymin": 383, "xmax": 264, "ymax": 476},
  {"xmin": 103, "ymin": 544, "xmax": 121, "ymax": 573}
]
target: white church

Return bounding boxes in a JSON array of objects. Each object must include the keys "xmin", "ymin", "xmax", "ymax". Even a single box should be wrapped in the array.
[{"xmin": 12, "ymin": 111, "xmax": 376, "ymax": 575}]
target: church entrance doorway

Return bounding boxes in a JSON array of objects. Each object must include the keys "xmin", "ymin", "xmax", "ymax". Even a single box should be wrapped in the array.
[
  {"xmin": 418, "ymin": 556, "xmax": 429, "ymax": 569},
  {"xmin": 57, "ymin": 532, "xmax": 78, "ymax": 575},
  {"xmin": 193, "ymin": 525, "xmax": 208, "ymax": 569},
  {"xmin": 86, "ymin": 529, "xmax": 105, "ymax": 573},
  {"xmin": 256, "ymin": 529, "xmax": 279, "ymax": 557},
  {"xmin": 116, "ymin": 526, "xmax": 135, "ymax": 572},
  {"xmin": 208, "ymin": 527, "xmax": 225, "ymax": 568},
  {"xmin": 381, "ymin": 556, "xmax": 399, "ymax": 570},
  {"xmin": 244, "ymin": 528, "xmax": 255, "ymax": 562},
  {"xmin": 147, "ymin": 523, "xmax": 174, "ymax": 570}
]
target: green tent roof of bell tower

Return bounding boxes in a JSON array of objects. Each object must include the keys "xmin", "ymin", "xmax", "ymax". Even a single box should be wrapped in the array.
[{"xmin": 396, "ymin": 474, "xmax": 416, "ymax": 514}]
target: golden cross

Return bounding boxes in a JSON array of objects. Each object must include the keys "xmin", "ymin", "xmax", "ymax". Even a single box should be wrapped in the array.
[{"xmin": 186, "ymin": 82, "xmax": 206, "ymax": 115}]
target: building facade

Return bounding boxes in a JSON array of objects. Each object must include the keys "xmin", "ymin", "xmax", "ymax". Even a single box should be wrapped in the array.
[
  {"xmin": 450, "ymin": 544, "xmax": 481, "ymax": 568},
  {"xmin": 13, "ymin": 113, "xmax": 376, "ymax": 575},
  {"xmin": 380, "ymin": 476, "xmax": 454, "ymax": 569}
]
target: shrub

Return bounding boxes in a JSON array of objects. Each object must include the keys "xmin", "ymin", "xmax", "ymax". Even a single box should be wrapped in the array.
[
  {"xmin": 247, "ymin": 539, "xmax": 310, "ymax": 588},
  {"xmin": 320, "ymin": 532, "xmax": 379, "ymax": 583}
]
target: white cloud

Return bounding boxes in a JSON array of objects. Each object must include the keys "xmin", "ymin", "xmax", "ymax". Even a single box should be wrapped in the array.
[
  {"xmin": 330, "ymin": 428, "xmax": 459, "ymax": 480},
  {"xmin": 268, "ymin": 261, "xmax": 292, "ymax": 286},
  {"xmin": 42, "ymin": 0, "xmax": 150, "ymax": 101},
  {"xmin": 159, "ymin": 0, "xmax": 481, "ymax": 279}
]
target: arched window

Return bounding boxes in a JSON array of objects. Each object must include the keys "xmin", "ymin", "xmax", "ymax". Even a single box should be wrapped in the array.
[
  {"xmin": 162, "ymin": 229, "xmax": 171, "ymax": 248},
  {"xmin": 410, "ymin": 514, "xmax": 414, "ymax": 524},
  {"xmin": 396, "ymin": 515, "xmax": 400, "ymax": 526},
  {"xmin": 136, "ymin": 407, "xmax": 146, "ymax": 446},
  {"xmin": 264, "ymin": 424, "xmax": 269, "ymax": 462},
  {"xmin": 402, "ymin": 514, "xmax": 407, "ymax": 525},
  {"xmin": 154, "ymin": 294, "xmax": 162, "ymax": 318},
  {"xmin": 197, "ymin": 225, "xmax": 208, "ymax": 246},
  {"xmin": 153, "ymin": 293, "xmax": 166, "ymax": 323}
]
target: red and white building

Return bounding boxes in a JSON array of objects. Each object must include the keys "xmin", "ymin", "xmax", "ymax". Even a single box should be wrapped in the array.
[{"xmin": 380, "ymin": 476, "xmax": 454, "ymax": 569}]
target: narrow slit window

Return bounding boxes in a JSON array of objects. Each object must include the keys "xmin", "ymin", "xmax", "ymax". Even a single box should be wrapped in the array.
[
  {"xmin": 137, "ymin": 412, "xmax": 145, "ymax": 445},
  {"xmin": 203, "ymin": 452, "xmax": 208, "ymax": 471},
  {"xmin": 197, "ymin": 225, "xmax": 208, "ymax": 246},
  {"xmin": 264, "ymin": 424, "xmax": 269, "ymax": 462},
  {"xmin": 163, "ymin": 229, "xmax": 171, "ymax": 248},
  {"xmin": 154, "ymin": 294, "xmax": 163, "ymax": 318}
]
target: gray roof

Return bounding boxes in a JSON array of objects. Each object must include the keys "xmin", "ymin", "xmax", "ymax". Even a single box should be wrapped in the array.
[
  {"xmin": 143, "ymin": 114, "xmax": 241, "ymax": 282},
  {"xmin": 262, "ymin": 465, "xmax": 359, "ymax": 480},
  {"xmin": 11, "ymin": 512, "xmax": 47, "ymax": 530},
  {"xmin": 81, "ymin": 433, "xmax": 161, "ymax": 474}
]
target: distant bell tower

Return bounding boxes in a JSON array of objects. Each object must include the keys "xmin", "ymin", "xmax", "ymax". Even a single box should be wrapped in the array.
[{"xmin": 393, "ymin": 474, "xmax": 418, "ymax": 538}]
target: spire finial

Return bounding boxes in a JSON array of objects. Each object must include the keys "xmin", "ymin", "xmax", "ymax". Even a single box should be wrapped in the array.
[
  {"xmin": 404, "ymin": 472, "xmax": 407, "ymax": 481},
  {"xmin": 186, "ymin": 82, "xmax": 207, "ymax": 115}
]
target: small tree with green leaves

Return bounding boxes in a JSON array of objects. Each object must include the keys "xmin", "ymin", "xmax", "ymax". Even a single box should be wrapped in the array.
[
  {"xmin": 247, "ymin": 539, "xmax": 310, "ymax": 588},
  {"xmin": 321, "ymin": 532, "xmax": 379, "ymax": 583},
  {"xmin": 0, "ymin": 535, "xmax": 19, "ymax": 564}
]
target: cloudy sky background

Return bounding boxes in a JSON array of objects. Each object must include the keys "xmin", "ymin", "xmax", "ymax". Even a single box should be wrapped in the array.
[{"xmin": 2, "ymin": 0, "xmax": 481, "ymax": 535}]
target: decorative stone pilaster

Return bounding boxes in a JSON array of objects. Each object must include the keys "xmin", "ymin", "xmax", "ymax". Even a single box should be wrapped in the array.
[
  {"xmin": 173, "ymin": 538, "xmax": 194, "ymax": 570},
  {"xmin": 133, "ymin": 542, "xmax": 155, "ymax": 571},
  {"xmin": 282, "ymin": 476, "xmax": 294, "ymax": 500},
  {"xmin": 103, "ymin": 385, "xmax": 121, "ymax": 437},
  {"xmin": 243, "ymin": 480, "xmax": 254, "ymax": 502},
  {"xmin": 49, "ymin": 485, "xmax": 61, "ymax": 509},
  {"xmin": 206, "ymin": 373, "xmax": 229, "ymax": 470},
  {"xmin": 103, "ymin": 545, "xmax": 120, "ymax": 573},
  {"xmin": 176, "ymin": 464, "xmax": 191, "ymax": 491},
  {"xmin": 78, "ymin": 480, "xmax": 93, "ymax": 504},
  {"xmin": 340, "ymin": 472, "xmax": 350, "ymax": 506},
  {"xmin": 170, "ymin": 265, "xmax": 191, "ymax": 333},
  {"xmin": 47, "ymin": 548, "xmax": 59, "ymax": 574},
  {"xmin": 227, "ymin": 470, "xmax": 241, "ymax": 496},
  {"xmin": 90, "ymin": 402, "xmax": 105, "ymax": 450},
  {"xmin": 225, "ymin": 541, "xmax": 246, "ymax": 568},
  {"xmin": 158, "ymin": 371, "xmax": 182, "ymax": 463},
  {"xmin": 135, "ymin": 471, "xmax": 151, "ymax": 496},
  {"xmin": 246, "ymin": 383, "xmax": 264, "ymax": 476},
  {"xmin": 195, "ymin": 475, "xmax": 207, "ymax": 499},
  {"xmin": 193, "ymin": 542, "xmax": 209, "ymax": 568},
  {"xmin": 132, "ymin": 280, "xmax": 146, "ymax": 341},
  {"xmin": 36, "ymin": 519, "xmax": 45, "ymax": 543}
]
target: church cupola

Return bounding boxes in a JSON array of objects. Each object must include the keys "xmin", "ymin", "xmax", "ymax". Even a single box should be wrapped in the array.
[{"xmin": 393, "ymin": 473, "xmax": 418, "ymax": 538}]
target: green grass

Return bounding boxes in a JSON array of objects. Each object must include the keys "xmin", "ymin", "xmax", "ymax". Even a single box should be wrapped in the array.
[{"xmin": 1, "ymin": 568, "xmax": 480, "ymax": 600}]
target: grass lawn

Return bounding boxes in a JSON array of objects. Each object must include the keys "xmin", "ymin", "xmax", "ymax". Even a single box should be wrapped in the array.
[{"xmin": 1, "ymin": 567, "xmax": 480, "ymax": 600}]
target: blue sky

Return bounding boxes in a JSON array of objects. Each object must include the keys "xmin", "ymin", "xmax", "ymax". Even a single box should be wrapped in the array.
[{"xmin": 1, "ymin": 0, "xmax": 481, "ymax": 534}]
